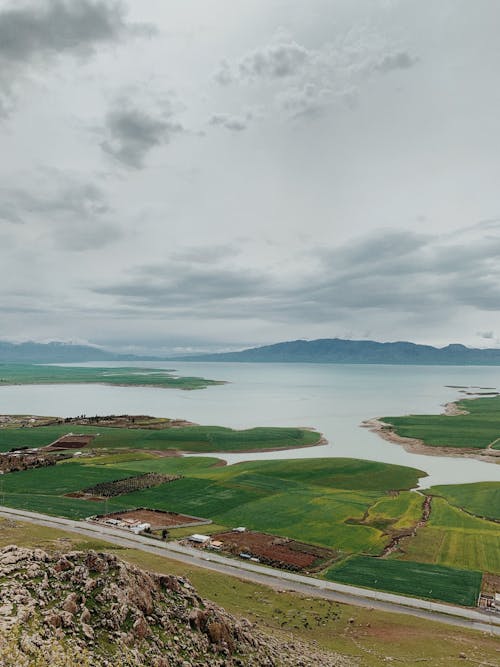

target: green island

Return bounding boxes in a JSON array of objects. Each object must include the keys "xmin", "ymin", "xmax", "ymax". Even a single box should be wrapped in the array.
[
  {"xmin": 0, "ymin": 415, "xmax": 322, "ymax": 453},
  {"xmin": 377, "ymin": 394, "xmax": 500, "ymax": 455},
  {"xmin": 0, "ymin": 362, "xmax": 224, "ymax": 390},
  {"xmin": 1, "ymin": 407, "xmax": 500, "ymax": 611}
]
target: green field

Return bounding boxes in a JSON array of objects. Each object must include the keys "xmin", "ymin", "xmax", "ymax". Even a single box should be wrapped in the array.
[
  {"xmin": 361, "ymin": 492, "xmax": 423, "ymax": 531},
  {"xmin": 324, "ymin": 555, "xmax": 482, "ymax": 606},
  {"xmin": 427, "ymin": 481, "xmax": 500, "ymax": 521},
  {"xmin": 382, "ymin": 394, "xmax": 500, "ymax": 449},
  {"xmin": 2, "ymin": 414, "xmax": 499, "ymax": 604},
  {"xmin": 0, "ymin": 454, "xmax": 425, "ymax": 556},
  {"xmin": 0, "ymin": 363, "xmax": 224, "ymax": 390},
  {"xmin": 398, "ymin": 496, "xmax": 500, "ymax": 574},
  {"xmin": 0, "ymin": 422, "xmax": 321, "ymax": 453}
]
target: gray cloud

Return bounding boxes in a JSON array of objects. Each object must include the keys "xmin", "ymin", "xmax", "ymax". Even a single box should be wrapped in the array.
[
  {"xmin": 93, "ymin": 265, "xmax": 267, "ymax": 310},
  {"xmin": 0, "ymin": 180, "xmax": 109, "ymax": 221},
  {"xmin": 214, "ymin": 40, "xmax": 313, "ymax": 87},
  {"xmin": 170, "ymin": 245, "xmax": 237, "ymax": 264},
  {"xmin": 278, "ymin": 83, "xmax": 337, "ymax": 119},
  {"xmin": 0, "ymin": 0, "xmax": 152, "ymax": 116},
  {"xmin": 0, "ymin": 0, "xmax": 132, "ymax": 62},
  {"xmin": 375, "ymin": 51, "xmax": 419, "ymax": 73},
  {"xmin": 0, "ymin": 202, "xmax": 24, "ymax": 224},
  {"xmin": 239, "ymin": 41, "xmax": 310, "ymax": 80},
  {"xmin": 214, "ymin": 35, "xmax": 418, "ymax": 122},
  {"xmin": 90, "ymin": 227, "xmax": 500, "ymax": 323},
  {"xmin": 209, "ymin": 113, "xmax": 249, "ymax": 132},
  {"xmin": 212, "ymin": 59, "xmax": 233, "ymax": 86},
  {"xmin": 101, "ymin": 102, "xmax": 184, "ymax": 168},
  {"xmin": 213, "ymin": 41, "xmax": 310, "ymax": 86},
  {"xmin": 0, "ymin": 173, "xmax": 120, "ymax": 250}
]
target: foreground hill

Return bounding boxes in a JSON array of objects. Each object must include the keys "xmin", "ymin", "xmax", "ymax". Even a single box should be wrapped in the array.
[
  {"xmin": 0, "ymin": 341, "xmax": 161, "ymax": 363},
  {"xmin": 0, "ymin": 545, "xmax": 351, "ymax": 667},
  {"xmin": 181, "ymin": 338, "xmax": 500, "ymax": 364}
]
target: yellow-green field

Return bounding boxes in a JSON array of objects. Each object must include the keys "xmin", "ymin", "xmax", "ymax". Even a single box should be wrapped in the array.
[{"xmin": 397, "ymin": 497, "xmax": 500, "ymax": 574}]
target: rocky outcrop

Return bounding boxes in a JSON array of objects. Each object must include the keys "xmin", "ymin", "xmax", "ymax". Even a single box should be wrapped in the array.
[{"xmin": 0, "ymin": 545, "xmax": 354, "ymax": 667}]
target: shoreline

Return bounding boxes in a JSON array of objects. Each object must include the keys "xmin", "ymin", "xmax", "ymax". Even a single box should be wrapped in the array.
[
  {"xmin": 0, "ymin": 379, "xmax": 227, "ymax": 391},
  {"xmin": 362, "ymin": 402, "xmax": 500, "ymax": 464}
]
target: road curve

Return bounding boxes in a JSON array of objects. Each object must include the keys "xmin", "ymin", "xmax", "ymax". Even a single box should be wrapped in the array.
[{"xmin": 1, "ymin": 505, "xmax": 499, "ymax": 636}]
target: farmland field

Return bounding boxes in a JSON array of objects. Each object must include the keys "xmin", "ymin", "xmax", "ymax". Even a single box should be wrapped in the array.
[
  {"xmin": 397, "ymin": 497, "xmax": 500, "ymax": 574},
  {"xmin": 0, "ymin": 363, "xmax": 223, "ymax": 390},
  {"xmin": 426, "ymin": 481, "xmax": 500, "ymax": 521},
  {"xmin": 2, "ymin": 434, "xmax": 499, "ymax": 604},
  {"xmin": 324, "ymin": 556, "xmax": 482, "ymax": 606},
  {"xmin": 210, "ymin": 530, "xmax": 336, "ymax": 570},
  {"xmin": 0, "ymin": 453, "xmax": 425, "ymax": 556},
  {"xmin": 361, "ymin": 492, "xmax": 423, "ymax": 531},
  {"xmin": 0, "ymin": 421, "xmax": 322, "ymax": 453},
  {"xmin": 381, "ymin": 395, "xmax": 500, "ymax": 449}
]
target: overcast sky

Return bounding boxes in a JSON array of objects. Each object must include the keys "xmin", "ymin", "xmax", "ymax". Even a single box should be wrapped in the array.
[{"xmin": 1, "ymin": 0, "xmax": 500, "ymax": 354}]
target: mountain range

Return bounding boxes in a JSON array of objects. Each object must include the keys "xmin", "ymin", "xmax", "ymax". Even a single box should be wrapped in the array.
[
  {"xmin": 0, "ymin": 341, "xmax": 159, "ymax": 363},
  {"xmin": 179, "ymin": 338, "xmax": 500, "ymax": 365},
  {"xmin": 3, "ymin": 338, "xmax": 500, "ymax": 365}
]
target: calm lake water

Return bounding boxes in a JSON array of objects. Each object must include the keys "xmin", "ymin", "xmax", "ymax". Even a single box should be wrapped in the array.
[{"xmin": 1, "ymin": 361, "xmax": 500, "ymax": 488}]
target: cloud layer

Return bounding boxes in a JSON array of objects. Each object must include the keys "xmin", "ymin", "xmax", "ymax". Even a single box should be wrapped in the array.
[
  {"xmin": 1, "ymin": 1, "xmax": 500, "ymax": 352},
  {"xmin": 91, "ymin": 225, "xmax": 500, "ymax": 331}
]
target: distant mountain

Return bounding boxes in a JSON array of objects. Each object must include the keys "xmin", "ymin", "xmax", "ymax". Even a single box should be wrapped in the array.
[
  {"xmin": 0, "ymin": 341, "xmax": 162, "ymax": 363},
  {"xmin": 178, "ymin": 338, "xmax": 500, "ymax": 365}
]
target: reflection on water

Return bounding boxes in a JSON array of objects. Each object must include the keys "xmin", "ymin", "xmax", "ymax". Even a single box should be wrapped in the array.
[{"xmin": 1, "ymin": 361, "xmax": 500, "ymax": 487}]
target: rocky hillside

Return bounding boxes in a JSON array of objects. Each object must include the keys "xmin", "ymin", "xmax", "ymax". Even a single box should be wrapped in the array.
[{"xmin": 0, "ymin": 545, "xmax": 354, "ymax": 667}]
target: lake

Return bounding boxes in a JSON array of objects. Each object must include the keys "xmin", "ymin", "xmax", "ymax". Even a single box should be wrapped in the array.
[{"xmin": 1, "ymin": 361, "xmax": 500, "ymax": 487}]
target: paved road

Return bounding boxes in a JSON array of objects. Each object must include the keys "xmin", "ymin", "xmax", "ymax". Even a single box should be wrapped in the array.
[{"xmin": 1, "ymin": 505, "xmax": 499, "ymax": 636}]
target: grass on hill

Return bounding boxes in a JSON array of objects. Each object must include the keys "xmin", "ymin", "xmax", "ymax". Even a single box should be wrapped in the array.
[
  {"xmin": 0, "ymin": 454, "xmax": 425, "ymax": 556},
  {"xmin": 381, "ymin": 395, "xmax": 500, "ymax": 449},
  {"xmin": 324, "ymin": 555, "xmax": 482, "ymax": 607}
]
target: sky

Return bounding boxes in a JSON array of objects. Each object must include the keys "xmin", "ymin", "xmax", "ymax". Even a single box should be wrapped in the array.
[{"xmin": 1, "ymin": 0, "xmax": 500, "ymax": 355}]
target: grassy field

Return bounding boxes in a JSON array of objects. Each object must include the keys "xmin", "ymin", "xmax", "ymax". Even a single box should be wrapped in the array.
[
  {"xmin": 324, "ymin": 555, "xmax": 482, "ymax": 606},
  {"xmin": 2, "ymin": 444, "xmax": 499, "ymax": 602},
  {"xmin": 0, "ymin": 362, "xmax": 223, "ymax": 390},
  {"xmin": 397, "ymin": 497, "xmax": 500, "ymax": 574},
  {"xmin": 0, "ymin": 454, "xmax": 425, "ymax": 556},
  {"xmin": 1, "ymin": 518, "xmax": 497, "ymax": 667},
  {"xmin": 362, "ymin": 492, "xmax": 423, "ymax": 531},
  {"xmin": 427, "ymin": 481, "xmax": 500, "ymax": 521},
  {"xmin": 0, "ymin": 422, "xmax": 322, "ymax": 453},
  {"xmin": 382, "ymin": 395, "xmax": 500, "ymax": 449}
]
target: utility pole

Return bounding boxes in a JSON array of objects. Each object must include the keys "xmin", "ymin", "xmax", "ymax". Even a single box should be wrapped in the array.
[{"xmin": 0, "ymin": 471, "xmax": 4, "ymax": 506}]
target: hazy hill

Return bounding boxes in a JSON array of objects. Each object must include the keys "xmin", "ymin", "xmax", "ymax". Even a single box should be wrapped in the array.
[
  {"xmin": 0, "ymin": 341, "xmax": 159, "ymax": 363},
  {"xmin": 180, "ymin": 338, "xmax": 500, "ymax": 365}
]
